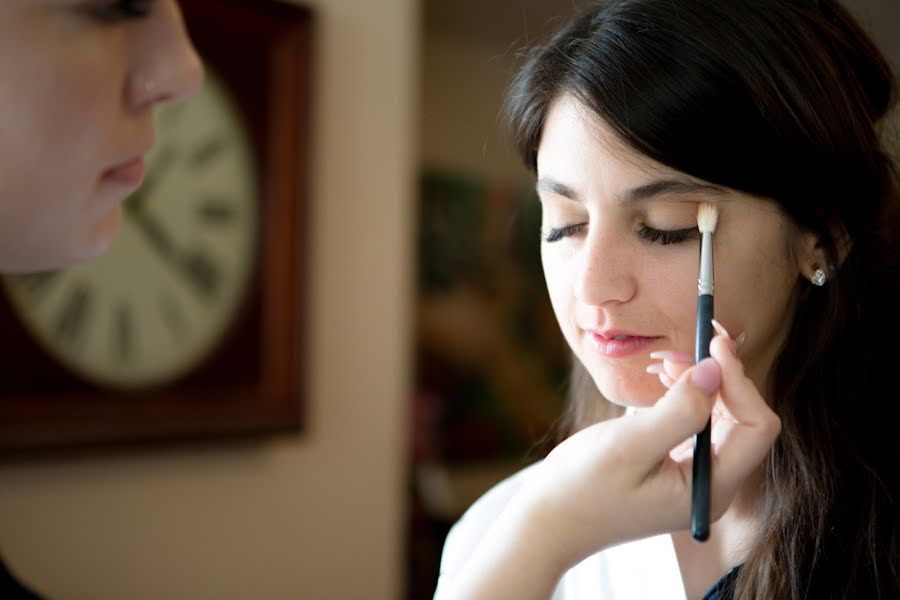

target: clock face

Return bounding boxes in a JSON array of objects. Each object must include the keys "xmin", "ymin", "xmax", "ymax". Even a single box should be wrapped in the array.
[{"xmin": 2, "ymin": 70, "xmax": 259, "ymax": 390}]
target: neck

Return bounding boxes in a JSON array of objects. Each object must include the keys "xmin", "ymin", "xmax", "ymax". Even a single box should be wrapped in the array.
[{"xmin": 672, "ymin": 465, "xmax": 765, "ymax": 598}]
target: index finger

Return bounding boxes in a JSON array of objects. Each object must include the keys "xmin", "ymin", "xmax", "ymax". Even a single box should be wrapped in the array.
[{"xmin": 624, "ymin": 358, "xmax": 720, "ymax": 468}]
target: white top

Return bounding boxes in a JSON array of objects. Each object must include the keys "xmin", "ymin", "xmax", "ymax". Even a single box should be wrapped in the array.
[{"xmin": 433, "ymin": 462, "xmax": 688, "ymax": 600}]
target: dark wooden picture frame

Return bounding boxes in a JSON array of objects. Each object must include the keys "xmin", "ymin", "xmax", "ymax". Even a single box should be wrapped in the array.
[{"xmin": 0, "ymin": 0, "xmax": 313, "ymax": 453}]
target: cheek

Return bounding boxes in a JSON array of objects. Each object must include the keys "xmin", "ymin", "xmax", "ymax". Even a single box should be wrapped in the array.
[
  {"xmin": 640, "ymin": 250, "xmax": 702, "ymax": 345},
  {"xmin": 541, "ymin": 246, "xmax": 576, "ymax": 330},
  {"xmin": 710, "ymin": 228, "xmax": 799, "ymax": 379},
  {"xmin": 0, "ymin": 34, "xmax": 120, "ymax": 164},
  {"xmin": 0, "ymin": 71, "xmax": 120, "ymax": 269},
  {"xmin": 542, "ymin": 241, "xmax": 701, "ymax": 345},
  {"xmin": 0, "ymin": 98, "xmax": 105, "ymax": 254},
  {"xmin": 0, "ymin": 39, "xmax": 121, "ymax": 183}
]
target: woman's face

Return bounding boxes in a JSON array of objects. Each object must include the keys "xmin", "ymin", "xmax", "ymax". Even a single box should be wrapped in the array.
[
  {"xmin": 537, "ymin": 96, "xmax": 811, "ymax": 406},
  {"xmin": 0, "ymin": 0, "xmax": 202, "ymax": 272}
]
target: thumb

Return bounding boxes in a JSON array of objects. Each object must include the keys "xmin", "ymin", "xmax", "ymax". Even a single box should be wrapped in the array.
[{"xmin": 627, "ymin": 358, "xmax": 720, "ymax": 466}]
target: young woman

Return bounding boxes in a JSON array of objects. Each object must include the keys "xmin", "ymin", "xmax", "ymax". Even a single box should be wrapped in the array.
[
  {"xmin": 0, "ymin": 0, "xmax": 201, "ymax": 595},
  {"xmin": 436, "ymin": 0, "xmax": 900, "ymax": 598}
]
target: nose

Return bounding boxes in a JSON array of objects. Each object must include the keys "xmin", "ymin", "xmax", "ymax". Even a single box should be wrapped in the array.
[
  {"xmin": 573, "ymin": 227, "xmax": 638, "ymax": 307},
  {"xmin": 127, "ymin": 0, "xmax": 204, "ymax": 111}
]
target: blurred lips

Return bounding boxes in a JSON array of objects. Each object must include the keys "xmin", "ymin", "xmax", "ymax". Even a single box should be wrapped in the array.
[
  {"xmin": 102, "ymin": 156, "xmax": 146, "ymax": 188},
  {"xmin": 103, "ymin": 134, "xmax": 154, "ymax": 189},
  {"xmin": 587, "ymin": 329, "xmax": 662, "ymax": 358}
]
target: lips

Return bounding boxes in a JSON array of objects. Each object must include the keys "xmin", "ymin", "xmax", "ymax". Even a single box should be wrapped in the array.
[
  {"xmin": 103, "ymin": 135, "xmax": 155, "ymax": 188},
  {"xmin": 587, "ymin": 329, "xmax": 663, "ymax": 358},
  {"xmin": 102, "ymin": 157, "xmax": 147, "ymax": 187}
]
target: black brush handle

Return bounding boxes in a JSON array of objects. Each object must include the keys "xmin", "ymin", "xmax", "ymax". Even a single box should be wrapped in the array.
[{"xmin": 692, "ymin": 293, "xmax": 713, "ymax": 541}]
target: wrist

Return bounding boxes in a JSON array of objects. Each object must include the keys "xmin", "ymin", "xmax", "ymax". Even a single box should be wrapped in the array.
[
  {"xmin": 446, "ymin": 493, "xmax": 571, "ymax": 600},
  {"xmin": 512, "ymin": 466, "xmax": 617, "ymax": 569},
  {"xmin": 502, "ymin": 492, "xmax": 577, "ymax": 576}
]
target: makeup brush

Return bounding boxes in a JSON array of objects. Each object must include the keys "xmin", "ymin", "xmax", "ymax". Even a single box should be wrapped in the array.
[{"xmin": 691, "ymin": 201, "xmax": 718, "ymax": 542}]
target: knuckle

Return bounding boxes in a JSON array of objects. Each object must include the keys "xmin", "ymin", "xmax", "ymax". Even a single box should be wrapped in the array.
[{"xmin": 727, "ymin": 355, "xmax": 747, "ymax": 378}]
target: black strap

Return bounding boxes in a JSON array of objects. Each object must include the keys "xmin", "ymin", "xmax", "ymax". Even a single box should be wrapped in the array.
[{"xmin": 702, "ymin": 564, "xmax": 742, "ymax": 600}]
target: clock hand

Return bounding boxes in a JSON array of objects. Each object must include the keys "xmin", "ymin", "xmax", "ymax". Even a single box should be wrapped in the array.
[
  {"xmin": 125, "ymin": 144, "xmax": 187, "ymax": 271},
  {"xmin": 121, "ymin": 120, "xmax": 222, "ymax": 302},
  {"xmin": 135, "ymin": 214, "xmax": 177, "ymax": 261},
  {"xmin": 131, "ymin": 216, "xmax": 220, "ymax": 301},
  {"xmin": 124, "ymin": 186, "xmax": 147, "ymax": 218}
]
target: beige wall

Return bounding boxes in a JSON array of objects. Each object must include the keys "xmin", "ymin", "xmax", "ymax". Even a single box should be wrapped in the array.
[
  {"xmin": 0, "ymin": 0, "xmax": 418, "ymax": 598},
  {"xmin": 419, "ymin": 33, "xmax": 530, "ymax": 186}
]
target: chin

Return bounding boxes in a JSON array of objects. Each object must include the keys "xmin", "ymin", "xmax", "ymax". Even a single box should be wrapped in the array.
[
  {"xmin": 588, "ymin": 365, "xmax": 666, "ymax": 408},
  {"xmin": 82, "ymin": 206, "xmax": 122, "ymax": 257},
  {"xmin": 45, "ymin": 209, "xmax": 121, "ymax": 270}
]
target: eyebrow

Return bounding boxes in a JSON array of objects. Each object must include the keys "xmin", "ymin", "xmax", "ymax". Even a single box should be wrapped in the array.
[{"xmin": 535, "ymin": 177, "xmax": 728, "ymax": 203}]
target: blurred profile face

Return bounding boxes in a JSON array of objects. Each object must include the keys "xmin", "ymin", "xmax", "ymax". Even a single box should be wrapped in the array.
[
  {"xmin": 537, "ymin": 96, "xmax": 814, "ymax": 406},
  {"xmin": 0, "ymin": 0, "xmax": 202, "ymax": 272}
]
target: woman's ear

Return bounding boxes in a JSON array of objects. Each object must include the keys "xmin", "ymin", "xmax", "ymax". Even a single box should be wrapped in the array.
[{"xmin": 793, "ymin": 222, "xmax": 852, "ymax": 282}]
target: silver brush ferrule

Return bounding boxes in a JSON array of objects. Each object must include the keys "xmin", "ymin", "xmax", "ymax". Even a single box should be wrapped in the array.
[{"xmin": 698, "ymin": 231, "xmax": 714, "ymax": 295}]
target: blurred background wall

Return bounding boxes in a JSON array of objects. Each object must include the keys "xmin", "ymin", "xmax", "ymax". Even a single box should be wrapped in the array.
[{"xmin": 0, "ymin": 0, "xmax": 897, "ymax": 599}]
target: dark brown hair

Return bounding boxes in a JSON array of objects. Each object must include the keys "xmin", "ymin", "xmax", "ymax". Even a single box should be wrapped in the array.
[{"xmin": 504, "ymin": 0, "xmax": 900, "ymax": 596}]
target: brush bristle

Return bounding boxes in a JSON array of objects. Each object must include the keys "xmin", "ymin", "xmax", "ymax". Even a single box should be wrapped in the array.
[{"xmin": 697, "ymin": 202, "xmax": 719, "ymax": 234}]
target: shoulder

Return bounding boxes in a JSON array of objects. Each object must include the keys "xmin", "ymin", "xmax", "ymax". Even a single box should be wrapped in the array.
[{"xmin": 434, "ymin": 462, "xmax": 541, "ymax": 597}]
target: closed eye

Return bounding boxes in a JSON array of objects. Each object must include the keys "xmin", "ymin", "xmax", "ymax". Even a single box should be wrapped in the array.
[
  {"xmin": 543, "ymin": 224, "xmax": 700, "ymax": 245},
  {"xmin": 544, "ymin": 223, "xmax": 585, "ymax": 243},
  {"xmin": 84, "ymin": 0, "xmax": 155, "ymax": 22},
  {"xmin": 637, "ymin": 225, "xmax": 699, "ymax": 245}
]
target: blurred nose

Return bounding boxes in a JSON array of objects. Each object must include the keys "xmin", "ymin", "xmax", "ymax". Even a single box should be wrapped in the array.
[
  {"xmin": 127, "ymin": 0, "xmax": 204, "ymax": 111},
  {"xmin": 573, "ymin": 227, "xmax": 637, "ymax": 307}
]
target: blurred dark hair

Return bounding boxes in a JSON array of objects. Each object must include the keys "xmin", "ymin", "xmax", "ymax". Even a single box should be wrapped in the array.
[{"xmin": 504, "ymin": 0, "xmax": 900, "ymax": 597}]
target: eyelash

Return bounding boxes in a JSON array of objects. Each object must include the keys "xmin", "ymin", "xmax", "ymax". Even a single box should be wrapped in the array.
[
  {"xmin": 85, "ymin": 0, "xmax": 155, "ymax": 22},
  {"xmin": 636, "ymin": 225, "xmax": 700, "ymax": 245},
  {"xmin": 543, "ymin": 224, "xmax": 699, "ymax": 245},
  {"xmin": 544, "ymin": 224, "xmax": 585, "ymax": 243}
]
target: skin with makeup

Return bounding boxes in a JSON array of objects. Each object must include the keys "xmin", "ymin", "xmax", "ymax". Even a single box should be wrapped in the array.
[
  {"xmin": 0, "ymin": 0, "xmax": 201, "ymax": 595},
  {"xmin": 436, "ymin": 1, "xmax": 900, "ymax": 599}
]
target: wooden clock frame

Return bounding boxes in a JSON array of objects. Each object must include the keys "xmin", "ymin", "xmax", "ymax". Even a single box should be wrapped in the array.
[{"xmin": 0, "ymin": 0, "xmax": 313, "ymax": 454}]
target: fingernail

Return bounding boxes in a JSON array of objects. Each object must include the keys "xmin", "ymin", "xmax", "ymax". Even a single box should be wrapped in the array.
[
  {"xmin": 690, "ymin": 358, "xmax": 721, "ymax": 394},
  {"xmin": 711, "ymin": 319, "xmax": 730, "ymax": 338},
  {"xmin": 649, "ymin": 350, "xmax": 694, "ymax": 363},
  {"xmin": 646, "ymin": 363, "xmax": 664, "ymax": 374},
  {"xmin": 712, "ymin": 319, "xmax": 744, "ymax": 354}
]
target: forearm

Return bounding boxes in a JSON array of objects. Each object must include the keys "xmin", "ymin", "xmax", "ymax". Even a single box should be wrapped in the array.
[{"xmin": 441, "ymin": 496, "xmax": 573, "ymax": 600}]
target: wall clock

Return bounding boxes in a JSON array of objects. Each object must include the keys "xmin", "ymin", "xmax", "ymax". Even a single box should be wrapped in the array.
[
  {"xmin": 0, "ymin": 0, "xmax": 313, "ymax": 453},
  {"xmin": 4, "ymin": 71, "xmax": 258, "ymax": 390}
]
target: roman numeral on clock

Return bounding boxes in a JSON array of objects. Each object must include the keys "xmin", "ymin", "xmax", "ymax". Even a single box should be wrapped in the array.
[
  {"xmin": 159, "ymin": 294, "xmax": 186, "ymax": 340},
  {"xmin": 182, "ymin": 250, "xmax": 221, "ymax": 300},
  {"xmin": 197, "ymin": 198, "xmax": 236, "ymax": 224},
  {"xmin": 191, "ymin": 136, "xmax": 227, "ymax": 169}
]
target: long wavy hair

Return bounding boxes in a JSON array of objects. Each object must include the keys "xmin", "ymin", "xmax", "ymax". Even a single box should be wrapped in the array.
[{"xmin": 504, "ymin": 0, "xmax": 900, "ymax": 597}]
